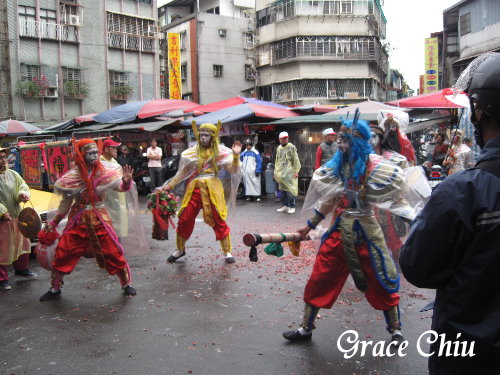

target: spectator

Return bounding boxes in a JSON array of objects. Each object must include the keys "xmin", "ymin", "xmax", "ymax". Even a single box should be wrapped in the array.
[
  {"xmin": 101, "ymin": 139, "xmax": 121, "ymax": 163},
  {"xmin": 117, "ymin": 145, "xmax": 134, "ymax": 167},
  {"xmin": 443, "ymin": 129, "xmax": 472, "ymax": 175},
  {"xmin": 0, "ymin": 147, "xmax": 36, "ymax": 291},
  {"xmin": 431, "ymin": 132, "xmax": 449, "ymax": 166},
  {"xmin": 274, "ymin": 131, "xmax": 301, "ymax": 214},
  {"xmin": 400, "ymin": 52, "xmax": 500, "ymax": 374},
  {"xmin": 315, "ymin": 128, "xmax": 338, "ymax": 170},
  {"xmin": 147, "ymin": 139, "xmax": 163, "ymax": 191},
  {"xmin": 240, "ymin": 139, "xmax": 262, "ymax": 202}
]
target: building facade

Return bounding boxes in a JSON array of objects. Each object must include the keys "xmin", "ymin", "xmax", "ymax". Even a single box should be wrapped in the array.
[
  {"xmin": 159, "ymin": 0, "xmax": 255, "ymax": 104},
  {"xmin": 254, "ymin": 0, "xmax": 388, "ymax": 105},
  {"xmin": 442, "ymin": 0, "xmax": 500, "ymax": 88},
  {"xmin": 0, "ymin": 0, "xmax": 159, "ymax": 123}
]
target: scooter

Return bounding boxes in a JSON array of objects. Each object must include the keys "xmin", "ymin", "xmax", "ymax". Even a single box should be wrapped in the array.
[{"xmin": 132, "ymin": 155, "xmax": 150, "ymax": 195}]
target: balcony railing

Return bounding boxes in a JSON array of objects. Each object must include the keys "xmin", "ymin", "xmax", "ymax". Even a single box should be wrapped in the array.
[
  {"xmin": 19, "ymin": 19, "xmax": 79, "ymax": 43},
  {"xmin": 108, "ymin": 32, "xmax": 155, "ymax": 53}
]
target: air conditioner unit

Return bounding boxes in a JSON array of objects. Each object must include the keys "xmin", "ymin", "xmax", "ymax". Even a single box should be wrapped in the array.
[
  {"xmin": 218, "ymin": 29, "xmax": 226, "ymax": 37},
  {"xmin": 44, "ymin": 87, "xmax": 59, "ymax": 99},
  {"xmin": 68, "ymin": 15, "xmax": 79, "ymax": 25}
]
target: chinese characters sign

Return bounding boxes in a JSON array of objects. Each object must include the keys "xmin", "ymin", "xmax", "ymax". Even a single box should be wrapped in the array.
[
  {"xmin": 46, "ymin": 142, "xmax": 72, "ymax": 186},
  {"xmin": 168, "ymin": 32, "xmax": 182, "ymax": 99},
  {"xmin": 19, "ymin": 146, "xmax": 42, "ymax": 188},
  {"xmin": 424, "ymin": 38, "xmax": 439, "ymax": 94}
]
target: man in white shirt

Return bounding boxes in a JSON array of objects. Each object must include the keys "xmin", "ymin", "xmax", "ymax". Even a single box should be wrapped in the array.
[{"xmin": 147, "ymin": 139, "xmax": 163, "ymax": 191}]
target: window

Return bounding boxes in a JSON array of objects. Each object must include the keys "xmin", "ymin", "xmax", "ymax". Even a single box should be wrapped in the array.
[
  {"xmin": 206, "ymin": 6, "xmax": 220, "ymax": 14},
  {"xmin": 245, "ymin": 64, "xmax": 255, "ymax": 80},
  {"xmin": 40, "ymin": 9, "xmax": 57, "ymax": 23},
  {"xmin": 180, "ymin": 31, "xmax": 187, "ymax": 50},
  {"xmin": 110, "ymin": 71, "xmax": 129, "ymax": 87},
  {"xmin": 181, "ymin": 63, "xmax": 187, "ymax": 81},
  {"xmin": 24, "ymin": 65, "xmax": 41, "ymax": 81},
  {"xmin": 460, "ymin": 12, "xmax": 471, "ymax": 36},
  {"xmin": 244, "ymin": 32, "xmax": 254, "ymax": 49},
  {"xmin": 213, "ymin": 65, "xmax": 223, "ymax": 77},
  {"xmin": 341, "ymin": 1, "xmax": 353, "ymax": 14},
  {"xmin": 18, "ymin": 5, "xmax": 36, "ymax": 20}
]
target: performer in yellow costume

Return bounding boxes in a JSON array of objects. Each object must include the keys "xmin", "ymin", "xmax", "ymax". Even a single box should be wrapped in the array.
[{"xmin": 162, "ymin": 122, "xmax": 242, "ymax": 264}]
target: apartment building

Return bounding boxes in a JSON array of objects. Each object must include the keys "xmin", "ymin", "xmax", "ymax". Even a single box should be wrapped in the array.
[
  {"xmin": 442, "ymin": 0, "xmax": 500, "ymax": 88},
  {"xmin": 254, "ymin": 0, "xmax": 388, "ymax": 105},
  {"xmin": 0, "ymin": 0, "xmax": 159, "ymax": 122},
  {"xmin": 159, "ymin": 0, "xmax": 255, "ymax": 104}
]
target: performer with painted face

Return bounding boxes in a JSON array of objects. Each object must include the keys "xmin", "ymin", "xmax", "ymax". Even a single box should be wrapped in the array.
[
  {"xmin": 162, "ymin": 122, "xmax": 242, "ymax": 264},
  {"xmin": 378, "ymin": 110, "xmax": 416, "ymax": 166},
  {"xmin": 39, "ymin": 139, "xmax": 147, "ymax": 301},
  {"xmin": 283, "ymin": 111, "xmax": 426, "ymax": 344}
]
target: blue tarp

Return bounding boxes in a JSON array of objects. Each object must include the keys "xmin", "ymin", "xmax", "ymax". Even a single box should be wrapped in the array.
[{"xmin": 93, "ymin": 101, "xmax": 149, "ymax": 124}]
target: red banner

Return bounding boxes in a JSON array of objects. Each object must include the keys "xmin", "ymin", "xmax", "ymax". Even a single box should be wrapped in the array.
[
  {"xmin": 46, "ymin": 143, "xmax": 72, "ymax": 186},
  {"xmin": 19, "ymin": 147, "xmax": 42, "ymax": 188}
]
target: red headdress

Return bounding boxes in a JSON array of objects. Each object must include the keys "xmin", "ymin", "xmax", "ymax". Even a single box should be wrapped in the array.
[{"xmin": 73, "ymin": 139, "xmax": 103, "ymax": 204}]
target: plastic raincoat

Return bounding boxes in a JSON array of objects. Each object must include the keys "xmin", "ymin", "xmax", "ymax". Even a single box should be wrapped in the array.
[{"xmin": 274, "ymin": 143, "xmax": 301, "ymax": 196}]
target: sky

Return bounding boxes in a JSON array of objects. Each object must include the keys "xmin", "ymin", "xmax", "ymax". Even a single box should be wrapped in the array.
[
  {"xmin": 381, "ymin": 0, "xmax": 459, "ymax": 91},
  {"xmin": 158, "ymin": 0, "xmax": 460, "ymax": 92}
]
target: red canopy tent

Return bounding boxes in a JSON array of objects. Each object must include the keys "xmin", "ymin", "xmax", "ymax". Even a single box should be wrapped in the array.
[
  {"xmin": 185, "ymin": 96, "xmax": 288, "ymax": 115},
  {"xmin": 387, "ymin": 89, "xmax": 467, "ymax": 109}
]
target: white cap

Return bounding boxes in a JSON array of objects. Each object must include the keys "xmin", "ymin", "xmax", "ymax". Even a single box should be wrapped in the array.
[
  {"xmin": 279, "ymin": 131, "xmax": 289, "ymax": 139},
  {"xmin": 322, "ymin": 128, "xmax": 336, "ymax": 136}
]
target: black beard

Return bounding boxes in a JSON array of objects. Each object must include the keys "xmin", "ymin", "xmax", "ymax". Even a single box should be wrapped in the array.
[{"xmin": 385, "ymin": 132, "xmax": 401, "ymax": 153}]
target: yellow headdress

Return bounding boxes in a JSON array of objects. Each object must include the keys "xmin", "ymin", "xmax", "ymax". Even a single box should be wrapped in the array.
[{"xmin": 193, "ymin": 120, "xmax": 222, "ymax": 173}]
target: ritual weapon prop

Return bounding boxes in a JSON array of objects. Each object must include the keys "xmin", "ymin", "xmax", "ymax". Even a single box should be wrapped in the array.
[{"xmin": 242, "ymin": 232, "xmax": 310, "ymax": 262}]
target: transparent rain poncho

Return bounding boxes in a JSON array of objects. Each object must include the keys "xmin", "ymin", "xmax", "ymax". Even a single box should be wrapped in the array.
[
  {"xmin": 274, "ymin": 143, "xmax": 301, "ymax": 196},
  {"xmin": 48, "ymin": 161, "xmax": 148, "ymax": 257},
  {"xmin": 161, "ymin": 144, "xmax": 242, "ymax": 218},
  {"xmin": 302, "ymin": 154, "xmax": 430, "ymax": 223}
]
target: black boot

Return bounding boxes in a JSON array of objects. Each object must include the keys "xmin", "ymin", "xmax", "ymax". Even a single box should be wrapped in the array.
[
  {"xmin": 123, "ymin": 285, "xmax": 137, "ymax": 296},
  {"xmin": 40, "ymin": 290, "xmax": 61, "ymax": 301},
  {"xmin": 283, "ymin": 329, "xmax": 312, "ymax": 341},
  {"xmin": 167, "ymin": 252, "xmax": 185, "ymax": 263}
]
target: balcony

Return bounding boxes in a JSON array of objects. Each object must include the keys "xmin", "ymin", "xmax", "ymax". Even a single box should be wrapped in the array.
[
  {"xmin": 19, "ymin": 19, "xmax": 79, "ymax": 43},
  {"xmin": 108, "ymin": 32, "xmax": 155, "ymax": 53}
]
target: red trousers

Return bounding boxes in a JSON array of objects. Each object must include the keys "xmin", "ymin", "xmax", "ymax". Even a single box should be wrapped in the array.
[
  {"xmin": 177, "ymin": 188, "xmax": 230, "ymax": 241},
  {"xmin": 304, "ymin": 231, "xmax": 400, "ymax": 310},
  {"xmin": 53, "ymin": 222, "xmax": 127, "ymax": 276}
]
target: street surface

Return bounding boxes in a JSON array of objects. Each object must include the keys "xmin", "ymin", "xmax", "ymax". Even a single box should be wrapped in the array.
[{"xmin": 1, "ymin": 196, "xmax": 435, "ymax": 375}]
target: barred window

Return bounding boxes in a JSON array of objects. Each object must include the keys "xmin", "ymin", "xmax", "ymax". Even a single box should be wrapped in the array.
[
  {"xmin": 110, "ymin": 71, "xmax": 129, "ymax": 87},
  {"xmin": 460, "ymin": 12, "xmax": 471, "ymax": 36},
  {"xmin": 213, "ymin": 65, "xmax": 223, "ymax": 77},
  {"xmin": 181, "ymin": 63, "xmax": 187, "ymax": 81},
  {"xmin": 63, "ymin": 68, "xmax": 82, "ymax": 87},
  {"xmin": 25, "ymin": 65, "xmax": 41, "ymax": 81},
  {"xmin": 180, "ymin": 31, "xmax": 187, "ymax": 50}
]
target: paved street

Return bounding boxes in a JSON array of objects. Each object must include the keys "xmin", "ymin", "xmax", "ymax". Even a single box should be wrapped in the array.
[{"xmin": 1, "ymin": 196, "xmax": 435, "ymax": 375}]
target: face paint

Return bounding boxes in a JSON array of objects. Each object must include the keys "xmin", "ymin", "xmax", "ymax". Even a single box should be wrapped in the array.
[
  {"xmin": 85, "ymin": 148, "xmax": 99, "ymax": 166},
  {"xmin": 199, "ymin": 131, "xmax": 212, "ymax": 147},
  {"xmin": 370, "ymin": 132, "xmax": 380, "ymax": 148},
  {"xmin": 339, "ymin": 136, "xmax": 350, "ymax": 154}
]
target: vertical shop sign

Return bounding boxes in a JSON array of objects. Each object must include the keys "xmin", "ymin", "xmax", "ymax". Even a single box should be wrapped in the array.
[
  {"xmin": 168, "ymin": 32, "xmax": 182, "ymax": 99},
  {"xmin": 424, "ymin": 38, "xmax": 439, "ymax": 94},
  {"xmin": 19, "ymin": 146, "xmax": 42, "ymax": 188}
]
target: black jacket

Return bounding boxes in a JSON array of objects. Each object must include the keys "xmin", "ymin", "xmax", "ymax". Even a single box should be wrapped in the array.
[{"xmin": 400, "ymin": 136, "xmax": 500, "ymax": 374}]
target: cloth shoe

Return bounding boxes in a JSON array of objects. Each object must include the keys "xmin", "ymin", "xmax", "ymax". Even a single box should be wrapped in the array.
[
  {"xmin": 39, "ymin": 290, "xmax": 61, "ymax": 301},
  {"xmin": 256, "ymin": 198, "xmax": 261, "ymax": 202},
  {"xmin": 287, "ymin": 208, "xmax": 296, "ymax": 214},
  {"xmin": 225, "ymin": 255, "xmax": 236, "ymax": 264},
  {"xmin": 167, "ymin": 251, "xmax": 186, "ymax": 263},
  {"xmin": 283, "ymin": 329, "xmax": 312, "ymax": 341},
  {"xmin": 246, "ymin": 197, "xmax": 251, "ymax": 201},
  {"xmin": 15, "ymin": 269, "xmax": 38, "ymax": 279},
  {"xmin": 0, "ymin": 281, "xmax": 12, "ymax": 291},
  {"xmin": 391, "ymin": 333, "xmax": 405, "ymax": 347},
  {"xmin": 276, "ymin": 206, "xmax": 289, "ymax": 213},
  {"xmin": 123, "ymin": 285, "xmax": 137, "ymax": 296}
]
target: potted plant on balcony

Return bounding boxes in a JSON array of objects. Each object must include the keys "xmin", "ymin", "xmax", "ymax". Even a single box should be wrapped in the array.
[
  {"xmin": 15, "ymin": 80, "xmax": 41, "ymax": 97},
  {"xmin": 32, "ymin": 75, "xmax": 50, "ymax": 96},
  {"xmin": 110, "ymin": 85, "xmax": 133, "ymax": 100},
  {"xmin": 64, "ymin": 81, "xmax": 89, "ymax": 99}
]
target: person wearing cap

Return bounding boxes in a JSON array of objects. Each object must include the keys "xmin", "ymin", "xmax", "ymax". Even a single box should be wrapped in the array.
[
  {"xmin": 314, "ymin": 128, "xmax": 337, "ymax": 170},
  {"xmin": 283, "ymin": 112, "xmax": 423, "ymax": 345},
  {"xmin": 39, "ymin": 139, "xmax": 145, "ymax": 301},
  {"xmin": 274, "ymin": 131, "xmax": 301, "ymax": 214},
  {"xmin": 240, "ymin": 139, "xmax": 262, "ymax": 202},
  {"xmin": 401, "ymin": 52, "xmax": 500, "ymax": 374},
  {"xmin": 147, "ymin": 139, "xmax": 163, "ymax": 192},
  {"xmin": 0, "ymin": 147, "xmax": 36, "ymax": 291},
  {"xmin": 443, "ymin": 129, "xmax": 472, "ymax": 175},
  {"xmin": 100, "ymin": 139, "xmax": 128, "ymax": 238}
]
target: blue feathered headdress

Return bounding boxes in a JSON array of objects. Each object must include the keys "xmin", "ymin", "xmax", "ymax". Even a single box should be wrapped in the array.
[{"xmin": 326, "ymin": 109, "xmax": 373, "ymax": 183}]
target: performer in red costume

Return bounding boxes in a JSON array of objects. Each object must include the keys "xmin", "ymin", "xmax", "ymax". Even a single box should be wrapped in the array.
[
  {"xmin": 378, "ymin": 110, "xmax": 416, "ymax": 166},
  {"xmin": 40, "ymin": 139, "xmax": 142, "ymax": 301}
]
